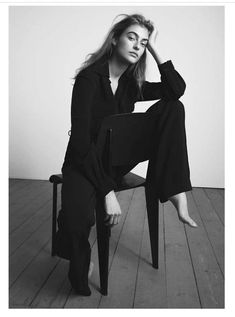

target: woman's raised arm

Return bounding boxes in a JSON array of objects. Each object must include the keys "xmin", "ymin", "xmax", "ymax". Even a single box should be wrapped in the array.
[{"xmin": 137, "ymin": 25, "xmax": 186, "ymax": 101}]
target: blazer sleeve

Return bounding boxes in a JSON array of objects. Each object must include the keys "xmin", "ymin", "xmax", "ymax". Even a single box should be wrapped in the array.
[
  {"xmin": 69, "ymin": 74, "xmax": 117, "ymax": 197},
  {"xmin": 137, "ymin": 60, "xmax": 186, "ymax": 101}
]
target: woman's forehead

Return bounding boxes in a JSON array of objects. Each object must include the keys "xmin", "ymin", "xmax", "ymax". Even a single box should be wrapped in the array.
[{"xmin": 124, "ymin": 24, "xmax": 149, "ymax": 39}]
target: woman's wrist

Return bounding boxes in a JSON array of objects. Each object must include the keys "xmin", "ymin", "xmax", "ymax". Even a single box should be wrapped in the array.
[
  {"xmin": 105, "ymin": 190, "xmax": 115, "ymax": 199},
  {"xmin": 148, "ymin": 45, "xmax": 165, "ymax": 65}
]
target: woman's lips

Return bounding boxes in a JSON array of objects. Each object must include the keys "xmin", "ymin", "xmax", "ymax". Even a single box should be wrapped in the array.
[{"xmin": 129, "ymin": 52, "xmax": 138, "ymax": 58}]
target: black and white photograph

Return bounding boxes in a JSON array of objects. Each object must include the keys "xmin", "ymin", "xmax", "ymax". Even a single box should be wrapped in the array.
[{"xmin": 7, "ymin": 2, "xmax": 227, "ymax": 310}]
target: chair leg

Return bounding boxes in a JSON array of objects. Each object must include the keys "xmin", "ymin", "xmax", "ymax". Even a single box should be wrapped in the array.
[
  {"xmin": 51, "ymin": 182, "xmax": 58, "ymax": 256},
  {"xmin": 145, "ymin": 184, "xmax": 159, "ymax": 269},
  {"xmin": 95, "ymin": 198, "xmax": 110, "ymax": 296}
]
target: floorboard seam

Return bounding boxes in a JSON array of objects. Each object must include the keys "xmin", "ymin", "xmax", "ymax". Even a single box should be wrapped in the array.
[
  {"xmin": 191, "ymin": 191, "xmax": 224, "ymax": 278},
  {"xmin": 10, "ymin": 196, "xmax": 53, "ymax": 234},
  {"xmin": 9, "ymin": 181, "xmax": 33, "ymax": 194},
  {"xmin": 132, "ymin": 198, "xmax": 147, "ymax": 308},
  {"xmin": 10, "ymin": 213, "xmax": 53, "ymax": 256},
  {"xmin": 184, "ymin": 224, "xmax": 202, "ymax": 308},
  {"xmin": 63, "ymin": 286, "xmax": 73, "ymax": 308},
  {"xmin": 29, "ymin": 258, "xmax": 61, "ymax": 307},
  {"xmin": 108, "ymin": 188, "xmax": 135, "ymax": 276},
  {"xmin": 10, "ymin": 237, "xmax": 52, "ymax": 288},
  {"xmin": 9, "ymin": 183, "xmax": 51, "ymax": 211},
  {"xmin": 217, "ymin": 189, "xmax": 225, "ymax": 199},
  {"xmin": 97, "ymin": 188, "xmax": 135, "ymax": 307},
  {"xmin": 203, "ymin": 188, "xmax": 224, "ymax": 225},
  {"xmin": 10, "ymin": 214, "xmax": 53, "ymax": 257}
]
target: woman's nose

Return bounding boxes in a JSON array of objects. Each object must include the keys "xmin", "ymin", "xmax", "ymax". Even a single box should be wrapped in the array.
[{"xmin": 133, "ymin": 42, "xmax": 140, "ymax": 50}]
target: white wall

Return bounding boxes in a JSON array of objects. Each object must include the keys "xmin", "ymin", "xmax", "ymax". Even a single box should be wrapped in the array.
[{"xmin": 9, "ymin": 5, "xmax": 224, "ymax": 188}]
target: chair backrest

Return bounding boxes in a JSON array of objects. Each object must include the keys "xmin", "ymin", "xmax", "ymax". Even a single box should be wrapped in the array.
[{"xmin": 96, "ymin": 113, "xmax": 158, "ymax": 173}]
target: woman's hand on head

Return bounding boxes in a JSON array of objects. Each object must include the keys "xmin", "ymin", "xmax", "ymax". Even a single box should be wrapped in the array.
[
  {"xmin": 104, "ymin": 190, "xmax": 122, "ymax": 226},
  {"xmin": 147, "ymin": 24, "xmax": 159, "ymax": 54}
]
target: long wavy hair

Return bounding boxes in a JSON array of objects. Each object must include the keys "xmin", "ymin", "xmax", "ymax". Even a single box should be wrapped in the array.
[{"xmin": 74, "ymin": 13, "xmax": 154, "ymax": 100}]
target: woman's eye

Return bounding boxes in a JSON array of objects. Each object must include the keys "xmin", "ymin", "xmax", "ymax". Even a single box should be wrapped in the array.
[{"xmin": 128, "ymin": 36, "xmax": 135, "ymax": 41}]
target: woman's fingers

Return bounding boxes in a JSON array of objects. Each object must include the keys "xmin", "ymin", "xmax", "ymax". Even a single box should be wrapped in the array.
[
  {"xmin": 104, "ymin": 214, "xmax": 112, "ymax": 225},
  {"xmin": 104, "ymin": 213, "xmax": 120, "ymax": 226},
  {"xmin": 104, "ymin": 214, "xmax": 110, "ymax": 222},
  {"xmin": 113, "ymin": 214, "xmax": 119, "ymax": 225}
]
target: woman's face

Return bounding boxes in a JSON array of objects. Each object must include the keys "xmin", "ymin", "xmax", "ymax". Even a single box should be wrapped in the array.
[{"xmin": 113, "ymin": 24, "xmax": 149, "ymax": 64}]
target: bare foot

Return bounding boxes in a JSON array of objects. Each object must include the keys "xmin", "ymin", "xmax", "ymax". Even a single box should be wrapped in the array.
[
  {"xmin": 178, "ymin": 213, "xmax": 198, "ymax": 228},
  {"xmin": 169, "ymin": 192, "xmax": 198, "ymax": 228}
]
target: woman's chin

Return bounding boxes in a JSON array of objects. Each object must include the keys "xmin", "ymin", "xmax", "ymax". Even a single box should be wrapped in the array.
[
  {"xmin": 130, "ymin": 55, "xmax": 142, "ymax": 64},
  {"xmin": 123, "ymin": 56, "xmax": 138, "ymax": 65},
  {"xmin": 114, "ymin": 52, "xmax": 139, "ymax": 65}
]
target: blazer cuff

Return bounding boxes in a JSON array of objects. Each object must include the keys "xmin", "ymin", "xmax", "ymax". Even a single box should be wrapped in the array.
[
  {"xmin": 99, "ymin": 179, "xmax": 117, "ymax": 197},
  {"xmin": 158, "ymin": 60, "xmax": 174, "ymax": 72}
]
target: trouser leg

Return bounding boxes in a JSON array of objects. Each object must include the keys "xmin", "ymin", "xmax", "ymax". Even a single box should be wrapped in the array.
[
  {"xmin": 145, "ymin": 99, "xmax": 192, "ymax": 203},
  {"xmin": 54, "ymin": 165, "xmax": 96, "ymax": 293},
  {"xmin": 112, "ymin": 99, "xmax": 192, "ymax": 202}
]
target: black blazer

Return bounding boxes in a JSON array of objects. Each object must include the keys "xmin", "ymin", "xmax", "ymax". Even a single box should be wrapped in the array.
[{"xmin": 62, "ymin": 54, "xmax": 186, "ymax": 197}]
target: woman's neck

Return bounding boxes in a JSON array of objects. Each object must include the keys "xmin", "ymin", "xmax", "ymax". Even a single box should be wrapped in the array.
[{"xmin": 108, "ymin": 54, "xmax": 129, "ymax": 80}]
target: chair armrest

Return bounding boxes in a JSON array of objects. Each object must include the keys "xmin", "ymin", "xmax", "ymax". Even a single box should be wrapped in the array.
[{"xmin": 49, "ymin": 174, "xmax": 63, "ymax": 184}]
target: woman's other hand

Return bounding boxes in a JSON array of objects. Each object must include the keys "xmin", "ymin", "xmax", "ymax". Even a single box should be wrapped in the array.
[{"xmin": 104, "ymin": 190, "xmax": 122, "ymax": 226}]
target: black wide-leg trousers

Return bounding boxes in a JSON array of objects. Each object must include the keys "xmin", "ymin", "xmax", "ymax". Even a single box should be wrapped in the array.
[{"xmin": 55, "ymin": 99, "xmax": 192, "ymax": 292}]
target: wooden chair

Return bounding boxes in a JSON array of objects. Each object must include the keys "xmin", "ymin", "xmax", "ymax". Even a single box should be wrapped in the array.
[{"xmin": 49, "ymin": 112, "xmax": 160, "ymax": 295}]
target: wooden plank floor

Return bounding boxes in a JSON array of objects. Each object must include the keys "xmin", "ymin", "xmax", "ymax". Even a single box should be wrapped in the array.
[{"xmin": 9, "ymin": 178, "xmax": 224, "ymax": 308}]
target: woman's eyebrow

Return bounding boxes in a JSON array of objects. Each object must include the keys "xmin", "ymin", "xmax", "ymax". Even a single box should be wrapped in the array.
[{"xmin": 127, "ymin": 31, "xmax": 149, "ymax": 41}]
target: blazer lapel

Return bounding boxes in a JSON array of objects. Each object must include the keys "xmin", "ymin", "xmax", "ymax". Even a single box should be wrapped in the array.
[
  {"xmin": 92, "ymin": 55, "xmax": 134, "ymax": 113},
  {"xmin": 93, "ymin": 55, "xmax": 115, "ymax": 102}
]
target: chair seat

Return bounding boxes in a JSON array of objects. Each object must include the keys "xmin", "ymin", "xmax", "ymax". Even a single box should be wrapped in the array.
[
  {"xmin": 49, "ymin": 172, "xmax": 146, "ymax": 190},
  {"xmin": 115, "ymin": 172, "xmax": 146, "ymax": 191}
]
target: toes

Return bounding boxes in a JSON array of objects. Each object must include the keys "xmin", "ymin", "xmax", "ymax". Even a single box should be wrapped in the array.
[
  {"xmin": 179, "ymin": 216, "xmax": 198, "ymax": 228},
  {"xmin": 187, "ymin": 218, "xmax": 198, "ymax": 227},
  {"xmin": 188, "ymin": 221, "xmax": 198, "ymax": 228},
  {"xmin": 190, "ymin": 221, "xmax": 198, "ymax": 228}
]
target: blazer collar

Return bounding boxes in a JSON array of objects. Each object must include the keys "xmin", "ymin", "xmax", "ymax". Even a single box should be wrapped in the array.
[{"xmin": 93, "ymin": 55, "xmax": 132, "ymax": 81}]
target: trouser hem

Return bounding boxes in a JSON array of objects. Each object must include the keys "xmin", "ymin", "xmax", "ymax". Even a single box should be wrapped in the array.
[{"xmin": 159, "ymin": 185, "xmax": 193, "ymax": 203}]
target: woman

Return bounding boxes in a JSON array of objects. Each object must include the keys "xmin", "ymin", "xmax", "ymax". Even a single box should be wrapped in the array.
[{"xmin": 55, "ymin": 13, "xmax": 198, "ymax": 296}]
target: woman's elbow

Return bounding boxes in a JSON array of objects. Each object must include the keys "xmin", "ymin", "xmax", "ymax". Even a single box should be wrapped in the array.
[
  {"xmin": 173, "ymin": 81, "xmax": 186, "ymax": 100},
  {"xmin": 162, "ymin": 80, "xmax": 186, "ymax": 100}
]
